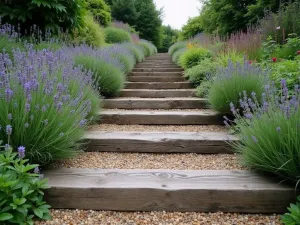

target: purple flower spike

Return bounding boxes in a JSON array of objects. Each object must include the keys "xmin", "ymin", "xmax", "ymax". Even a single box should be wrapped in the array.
[
  {"xmin": 17, "ymin": 146, "xmax": 25, "ymax": 159},
  {"xmin": 34, "ymin": 167, "xmax": 40, "ymax": 174},
  {"xmin": 8, "ymin": 113, "xmax": 12, "ymax": 120},
  {"xmin": 276, "ymin": 127, "xmax": 281, "ymax": 132},
  {"xmin": 4, "ymin": 144, "xmax": 10, "ymax": 151},
  {"xmin": 251, "ymin": 136, "xmax": 258, "ymax": 143},
  {"xmin": 6, "ymin": 125, "xmax": 12, "ymax": 135}
]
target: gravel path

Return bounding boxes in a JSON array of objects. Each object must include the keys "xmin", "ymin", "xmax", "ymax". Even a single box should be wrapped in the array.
[
  {"xmin": 89, "ymin": 124, "xmax": 227, "ymax": 132},
  {"xmin": 53, "ymin": 152, "xmax": 244, "ymax": 170},
  {"xmin": 35, "ymin": 210, "xmax": 281, "ymax": 225}
]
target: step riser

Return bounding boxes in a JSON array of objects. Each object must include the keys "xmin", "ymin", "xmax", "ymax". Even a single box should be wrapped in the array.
[
  {"xmin": 135, "ymin": 65, "xmax": 179, "ymax": 68},
  {"xmin": 99, "ymin": 114, "xmax": 223, "ymax": 125},
  {"xmin": 85, "ymin": 132, "xmax": 234, "ymax": 154},
  {"xmin": 45, "ymin": 169, "xmax": 296, "ymax": 213},
  {"xmin": 128, "ymin": 77, "xmax": 185, "ymax": 82},
  {"xmin": 133, "ymin": 68, "xmax": 183, "ymax": 72},
  {"xmin": 121, "ymin": 90, "xmax": 196, "ymax": 98},
  {"xmin": 104, "ymin": 99, "xmax": 208, "ymax": 109},
  {"xmin": 131, "ymin": 72, "xmax": 183, "ymax": 76},
  {"xmin": 125, "ymin": 82, "xmax": 192, "ymax": 89}
]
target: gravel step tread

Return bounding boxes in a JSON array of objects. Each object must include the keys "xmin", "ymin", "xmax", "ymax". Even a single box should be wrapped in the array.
[
  {"xmin": 128, "ymin": 76, "xmax": 185, "ymax": 82},
  {"xmin": 84, "ymin": 131, "xmax": 236, "ymax": 153},
  {"xmin": 44, "ymin": 168, "xmax": 295, "ymax": 213},
  {"xmin": 125, "ymin": 82, "xmax": 192, "ymax": 90}
]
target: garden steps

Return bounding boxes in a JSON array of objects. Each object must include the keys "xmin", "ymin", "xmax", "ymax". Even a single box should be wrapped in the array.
[
  {"xmin": 135, "ymin": 64, "xmax": 179, "ymax": 68},
  {"xmin": 128, "ymin": 76, "xmax": 185, "ymax": 82},
  {"xmin": 133, "ymin": 68, "xmax": 183, "ymax": 72},
  {"xmin": 120, "ymin": 89, "xmax": 196, "ymax": 98},
  {"xmin": 125, "ymin": 82, "xmax": 192, "ymax": 89},
  {"xmin": 104, "ymin": 97, "xmax": 208, "ymax": 109},
  {"xmin": 98, "ymin": 109, "xmax": 223, "ymax": 125},
  {"xmin": 84, "ymin": 131, "xmax": 235, "ymax": 153},
  {"xmin": 44, "ymin": 168, "xmax": 296, "ymax": 213},
  {"xmin": 130, "ymin": 71, "xmax": 183, "ymax": 76}
]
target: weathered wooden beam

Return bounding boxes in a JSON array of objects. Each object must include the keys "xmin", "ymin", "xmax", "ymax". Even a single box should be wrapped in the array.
[{"xmin": 120, "ymin": 89, "xmax": 196, "ymax": 98}]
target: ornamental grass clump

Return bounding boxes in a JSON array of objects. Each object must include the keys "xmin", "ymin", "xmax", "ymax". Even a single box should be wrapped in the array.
[
  {"xmin": 0, "ymin": 48, "xmax": 100, "ymax": 165},
  {"xmin": 179, "ymin": 47, "xmax": 213, "ymax": 70},
  {"xmin": 172, "ymin": 47, "xmax": 186, "ymax": 65},
  {"xmin": 120, "ymin": 43, "xmax": 145, "ymax": 63},
  {"xmin": 104, "ymin": 27, "xmax": 132, "ymax": 44},
  {"xmin": 208, "ymin": 60, "xmax": 267, "ymax": 114},
  {"xmin": 138, "ymin": 40, "xmax": 157, "ymax": 57},
  {"xmin": 227, "ymin": 80, "xmax": 300, "ymax": 183}
]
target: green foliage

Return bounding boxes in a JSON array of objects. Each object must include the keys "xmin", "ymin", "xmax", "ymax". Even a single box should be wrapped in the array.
[
  {"xmin": 276, "ymin": 36, "xmax": 300, "ymax": 60},
  {"xmin": 74, "ymin": 55, "xmax": 125, "ymax": 97},
  {"xmin": 172, "ymin": 48, "xmax": 186, "ymax": 65},
  {"xmin": 109, "ymin": 0, "xmax": 163, "ymax": 47},
  {"xmin": 104, "ymin": 27, "xmax": 132, "ymax": 44},
  {"xmin": 196, "ymin": 79, "xmax": 213, "ymax": 98},
  {"xmin": 113, "ymin": 53, "xmax": 135, "ymax": 74},
  {"xmin": 269, "ymin": 60, "xmax": 300, "ymax": 90},
  {"xmin": 185, "ymin": 59, "xmax": 217, "ymax": 86},
  {"xmin": 159, "ymin": 25, "xmax": 179, "ymax": 53},
  {"xmin": 0, "ymin": 37, "xmax": 24, "ymax": 55},
  {"xmin": 215, "ymin": 50, "xmax": 245, "ymax": 67},
  {"xmin": 229, "ymin": 82, "xmax": 300, "ymax": 183},
  {"xmin": 179, "ymin": 48, "xmax": 213, "ymax": 70},
  {"xmin": 281, "ymin": 196, "xmax": 300, "ymax": 225},
  {"xmin": 208, "ymin": 61, "xmax": 266, "ymax": 114},
  {"xmin": 74, "ymin": 15, "xmax": 106, "ymax": 47},
  {"xmin": 0, "ymin": 145, "xmax": 51, "ymax": 224},
  {"xmin": 0, "ymin": 0, "xmax": 85, "ymax": 32},
  {"xmin": 121, "ymin": 43, "xmax": 145, "ymax": 63},
  {"xmin": 34, "ymin": 42, "xmax": 63, "ymax": 51},
  {"xmin": 138, "ymin": 40, "xmax": 157, "ymax": 57},
  {"xmin": 83, "ymin": 0, "xmax": 111, "ymax": 26},
  {"xmin": 179, "ymin": 16, "xmax": 203, "ymax": 40},
  {"xmin": 168, "ymin": 41, "xmax": 187, "ymax": 56}
]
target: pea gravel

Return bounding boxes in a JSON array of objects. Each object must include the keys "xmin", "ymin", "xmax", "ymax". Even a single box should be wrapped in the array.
[
  {"xmin": 53, "ymin": 152, "xmax": 245, "ymax": 170},
  {"xmin": 35, "ymin": 210, "xmax": 281, "ymax": 225},
  {"xmin": 89, "ymin": 124, "xmax": 227, "ymax": 132}
]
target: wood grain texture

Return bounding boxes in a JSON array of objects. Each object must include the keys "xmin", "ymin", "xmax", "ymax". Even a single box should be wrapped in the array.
[
  {"xmin": 135, "ymin": 64, "xmax": 179, "ymax": 68},
  {"xmin": 103, "ymin": 98, "xmax": 208, "ymax": 109},
  {"xmin": 125, "ymin": 82, "xmax": 192, "ymax": 89},
  {"xmin": 99, "ymin": 110, "xmax": 223, "ymax": 125},
  {"xmin": 133, "ymin": 68, "xmax": 183, "ymax": 72},
  {"xmin": 85, "ymin": 131, "xmax": 235, "ymax": 153},
  {"xmin": 120, "ymin": 89, "xmax": 196, "ymax": 98},
  {"xmin": 128, "ymin": 76, "xmax": 185, "ymax": 82},
  {"xmin": 130, "ymin": 72, "xmax": 183, "ymax": 76},
  {"xmin": 44, "ymin": 169, "xmax": 296, "ymax": 213}
]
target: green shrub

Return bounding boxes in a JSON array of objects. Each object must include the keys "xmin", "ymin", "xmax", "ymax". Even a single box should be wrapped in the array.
[
  {"xmin": 121, "ymin": 43, "xmax": 145, "ymax": 63},
  {"xmin": 196, "ymin": 80, "xmax": 213, "ymax": 98},
  {"xmin": 75, "ymin": 15, "xmax": 106, "ymax": 47},
  {"xmin": 83, "ymin": 0, "xmax": 111, "ymax": 26},
  {"xmin": 34, "ymin": 42, "xmax": 63, "ymax": 51},
  {"xmin": 172, "ymin": 48, "xmax": 186, "ymax": 64},
  {"xmin": 0, "ymin": 143, "xmax": 51, "ymax": 224},
  {"xmin": 0, "ymin": 0, "xmax": 85, "ymax": 32},
  {"xmin": 0, "ymin": 49, "xmax": 97, "ymax": 164},
  {"xmin": 276, "ymin": 36, "xmax": 300, "ymax": 60},
  {"xmin": 228, "ymin": 80, "xmax": 300, "ymax": 183},
  {"xmin": 179, "ymin": 47, "xmax": 213, "ymax": 70},
  {"xmin": 104, "ymin": 27, "xmax": 132, "ymax": 44},
  {"xmin": 208, "ymin": 60, "xmax": 267, "ymax": 114},
  {"xmin": 269, "ymin": 59, "xmax": 300, "ymax": 90},
  {"xmin": 215, "ymin": 50, "xmax": 245, "ymax": 67},
  {"xmin": 113, "ymin": 52, "xmax": 135, "ymax": 74},
  {"xmin": 74, "ymin": 55, "xmax": 125, "ymax": 97},
  {"xmin": 185, "ymin": 59, "xmax": 217, "ymax": 85},
  {"xmin": 281, "ymin": 196, "xmax": 300, "ymax": 225},
  {"xmin": 168, "ymin": 41, "xmax": 187, "ymax": 56},
  {"xmin": 138, "ymin": 40, "xmax": 157, "ymax": 57}
]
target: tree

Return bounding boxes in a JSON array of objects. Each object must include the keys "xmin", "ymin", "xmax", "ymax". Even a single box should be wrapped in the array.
[
  {"xmin": 109, "ymin": 0, "xmax": 163, "ymax": 47},
  {"xmin": 179, "ymin": 16, "xmax": 203, "ymax": 40},
  {"xmin": 83, "ymin": 0, "xmax": 111, "ymax": 26},
  {"xmin": 0, "ymin": 0, "xmax": 85, "ymax": 32},
  {"xmin": 159, "ymin": 25, "xmax": 179, "ymax": 52}
]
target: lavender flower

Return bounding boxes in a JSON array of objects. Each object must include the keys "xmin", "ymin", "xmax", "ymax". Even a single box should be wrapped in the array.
[
  {"xmin": 8, "ymin": 113, "xmax": 12, "ymax": 120},
  {"xmin": 34, "ymin": 167, "xmax": 40, "ymax": 174},
  {"xmin": 252, "ymin": 136, "xmax": 258, "ymax": 143},
  {"xmin": 17, "ymin": 146, "xmax": 25, "ymax": 159},
  {"xmin": 6, "ymin": 125, "xmax": 12, "ymax": 135}
]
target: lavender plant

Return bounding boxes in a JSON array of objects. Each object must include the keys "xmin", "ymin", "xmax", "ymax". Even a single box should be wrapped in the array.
[
  {"xmin": 227, "ymin": 80, "xmax": 300, "ymax": 182},
  {"xmin": 138, "ymin": 40, "xmax": 157, "ymax": 57},
  {"xmin": 168, "ymin": 41, "xmax": 187, "ymax": 56},
  {"xmin": 172, "ymin": 47, "xmax": 186, "ymax": 65},
  {"xmin": 108, "ymin": 45, "xmax": 136, "ymax": 74},
  {"xmin": 0, "ymin": 47, "xmax": 100, "ymax": 164},
  {"xmin": 120, "ymin": 43, "xmax": 145, "ymax": 63},
  {"xmin": 208, "ymin": 60, "xmax": 268, "ymax": 114},
  {"xmin": 104, "ymin": 27, "xmax": 132, "ymax": 44}
]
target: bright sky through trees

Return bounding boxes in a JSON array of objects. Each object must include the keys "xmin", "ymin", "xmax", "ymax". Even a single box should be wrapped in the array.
[{"xmin": 154, "ymin": 0, "xmax": 202, "ymax": 30}]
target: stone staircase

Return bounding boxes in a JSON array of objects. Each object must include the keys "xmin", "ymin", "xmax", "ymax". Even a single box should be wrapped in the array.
[{"xmin": 44, "ymin": 53, "xmax": 295, "ymax": 213}]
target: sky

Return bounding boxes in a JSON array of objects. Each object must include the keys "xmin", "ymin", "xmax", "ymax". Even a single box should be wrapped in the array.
[{"xmin": 154, "ymin": 0, "xmax": 202, "ymax": 30}]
